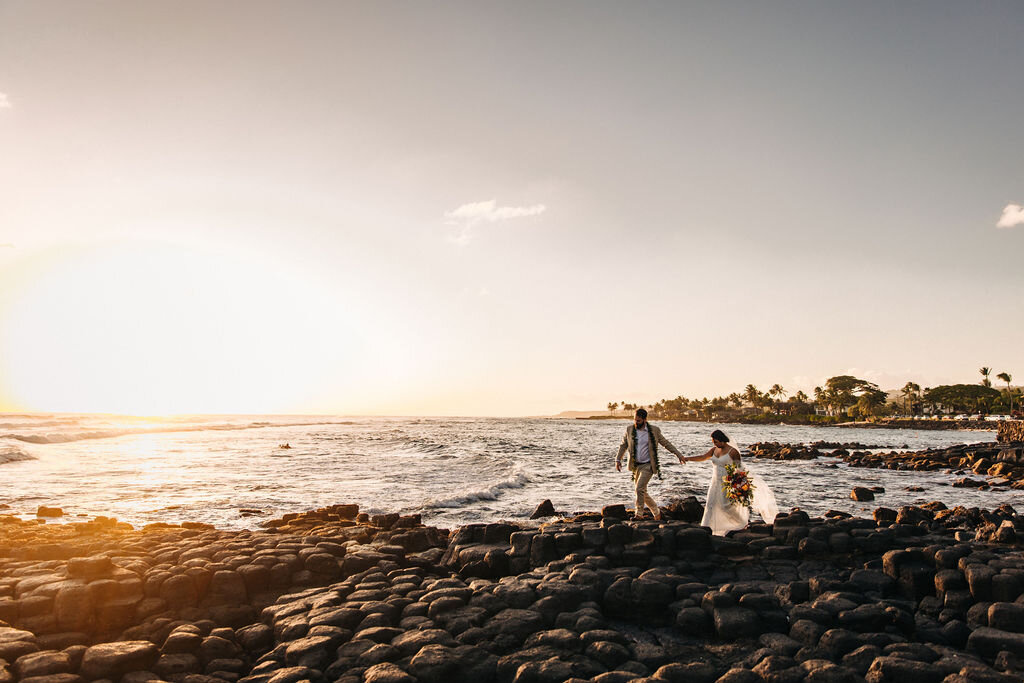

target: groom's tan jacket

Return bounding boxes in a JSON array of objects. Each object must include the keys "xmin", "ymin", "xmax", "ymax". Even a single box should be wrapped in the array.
[{"xmin": 616, "ymin": 423, "xmax": 682, "ymax": 481}]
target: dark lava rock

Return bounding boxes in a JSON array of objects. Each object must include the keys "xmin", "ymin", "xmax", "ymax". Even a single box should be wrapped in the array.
[
  {"xmin": 864, "ymin": 655, "xmax": 943, "ymax": 683},
  {"xmin": 851, "ymin": 487, "xmax": 875, "ymax": 502},
  {"xmin": 600, "ymin": 504, "xmax": 628, "ymax": 520},
  {"xmin": 653, "ymin": 661, "xmax": 720, "ymax": 683},
  {"xmin": 873, "ymin": 507, "xmax": 897, "ymax": 524},
  {"xmin": 530, "ymin": 500, "xmax": 556, "ymax": 519},
  {"xmin": 79, "ymin": 641, "xmax": 160, "ymax": 680},
  {"xmin": 714, "ymin": 607, "xmax": 761, "ymax": 640},
  {"xmin": 967, "ymin": 626, "xmax": 1024, "ymax": 660},
  {"xmin": 67, "ymin": 555, "xmax": 113, "ymax": 579},
  {"xmin": 362, "ymin": 662, "xmax": 415, "ymax": 683},
  {"xmin": 661, "ymin": 496, "xmax": 704, "ymax": 522},
  {"xmin": 987, "ymin": 602, "xmax": 1024, "ymax": 632}
]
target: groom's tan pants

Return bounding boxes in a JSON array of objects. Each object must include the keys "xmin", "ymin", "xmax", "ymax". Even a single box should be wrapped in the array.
[{"xmin": 634, "ymin": 463, "xmax": 657, "ymax": 517}]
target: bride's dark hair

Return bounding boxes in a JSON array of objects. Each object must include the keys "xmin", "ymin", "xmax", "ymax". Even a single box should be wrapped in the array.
[{"xmin": 711, "ymin": 429, "xmax": 730, "ymax": 443}]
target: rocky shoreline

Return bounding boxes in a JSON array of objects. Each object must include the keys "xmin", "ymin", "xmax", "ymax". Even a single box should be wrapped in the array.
[
  {"xmin": 1, "ymin": 495, "xmax": 1023, "ymax": 683},
  {"xmin": 746, "ymin": 441, "xmax": 1024, "ymax": 491},
  {"xmin": 838, "ymin": 420, "xmax": 997, "ymax": 432}
]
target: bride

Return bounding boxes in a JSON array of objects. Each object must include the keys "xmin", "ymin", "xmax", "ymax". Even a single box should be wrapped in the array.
[{"xmin": 681, "ymin": 429, "xmax": 778, "ymax": 535}]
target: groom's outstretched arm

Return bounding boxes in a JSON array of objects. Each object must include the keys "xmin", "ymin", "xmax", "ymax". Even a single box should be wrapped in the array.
[{"xmin": 655, "ymin": 429, "xmax": 683, "ymax": 459}]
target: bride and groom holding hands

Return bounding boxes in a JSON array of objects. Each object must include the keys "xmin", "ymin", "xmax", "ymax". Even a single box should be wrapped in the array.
[{"xmin": 614, "ymin": 408, "xmax": 778, "ymax": 535}]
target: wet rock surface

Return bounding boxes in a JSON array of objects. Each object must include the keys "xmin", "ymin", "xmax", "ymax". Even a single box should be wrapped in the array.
[{"xmin": 1, "ymin": 499, "xmax": 1023, "ymax": 682}]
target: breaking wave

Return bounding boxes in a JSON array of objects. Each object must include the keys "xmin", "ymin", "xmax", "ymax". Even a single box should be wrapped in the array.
[
  {"xmin": 421, "ymin": 469, "xmax": 530, "ymax": 509},
  {"xmin": 0, "ymin": 444, "xmax": 37, "ymax": 465}
]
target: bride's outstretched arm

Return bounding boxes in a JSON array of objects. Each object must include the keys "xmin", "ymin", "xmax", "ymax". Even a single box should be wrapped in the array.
[{"xmin": 683, "ymin": 447, "xmax": 716, "ymax": 463}]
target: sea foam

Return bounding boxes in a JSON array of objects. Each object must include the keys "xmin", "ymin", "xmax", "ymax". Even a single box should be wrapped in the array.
[{"xmin": 422, "ymin": 469, "xmax": 530, "ymax": 509}]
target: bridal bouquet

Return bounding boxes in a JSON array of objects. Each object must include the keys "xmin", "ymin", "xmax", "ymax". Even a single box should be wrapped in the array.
[{"xmin": 723, "ymin": 463, "xmax": 755, "ymax": 508}]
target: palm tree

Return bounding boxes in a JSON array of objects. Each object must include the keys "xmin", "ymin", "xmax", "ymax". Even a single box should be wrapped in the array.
[
  {"xmin": 980, "ymin": 367, "xmax": 992, "ymax": 388},
  {"xmin": 710, "ymin": 396, "xmax": 728, "ymax": 419},
  {"xmin": 794, "ymin": 390, "xmax": 809, "ymax": 403},
  {"xmin": 997, "ymin": 372, "xmax": 1013, "ymax": 414},
  {"xmin": 743, "ymin": 385, "xmax": 760, "ymax": 414},
  {"xmin": 824, "ymin": 388, "xmax": 844, "ymax": 416},
  {"xmin": 901, "ymin": 382, "xmax": 920, "ymax": 416},
  {"xmin": 768, "ymin": 384, "xmax": 786, "ymax": 414},
  {"xmin": 921, "ymin": 387, "xmax": 933, "ymax": 415},
  {"xmin": 909, "ymin": 382, "xmax": 925, "ymax": 413},
  {"xmin": 857, "ymin": 391, "xmax": 886, "ymax": 418},
  {"xmin": 607, "ymin": 401, "xmax": 619, "ymax": 415}
]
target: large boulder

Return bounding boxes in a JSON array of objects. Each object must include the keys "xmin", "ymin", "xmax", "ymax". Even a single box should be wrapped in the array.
[
  {"xmin": 987, "ymin": 602, "xmax": 1024, "ymax": 633},
  {"xmin": 601, "ymin": 504, "xmax": 628, "ymax": 520},
  {"xmin": 13, "ymin": 650, "xmax": 74, "ymax": 678},
  {"xmin": 0, "ymin": 628, "xmax": 40, "ymax": 662},
  {"xmin": 530, "ymin": 500, "xmax": 556, "ymax": 519},
  {"xmin": 865, "ymin": 655, "xmax": 944, "ymax": 683},
  {"xmin": 152, "ymin": 653, "xmax": 201, "ymax": 678},
  {"xmin": 850, "ymin": 487, "xmax": 875, "ymax": 502},
  {"xmin": 603, "ymin": 577, "xmax": 673, "ymax": 620},
  {"xmin": 408, "ymin": 644, "xmax": 459, "ymax": 683},
  {"xmin": 67, "ymin": 556, "xmax": 113, "ymax": 580},
  {"xmin": 78, "ymin": 641, "xmax": 159, "ymax": 680},
  {"xmin": 159, "ymin": 574, "xmax": 199, "ymax": 608},
  {"xmin": 967, "ymin": 626, "xmax": 1024, "ymax": 660},
  {"xmin": 363, "ymin": 662, "xmax": 416, "ymax": 683},
  {"xmin": 207, "ymin": 571, "xmax": 248, "ymax": 605},
  {"xmin": 714, "ymin": 607, "xmax": 761, "ymax": 640},
  {"xmin": 484, "ymin": 609, "xmax": 546, "ymax": 641},
  {"xmin": 284, "ymin": 635, "xmax": 335, "ymax": 670},
  {"xmin": 54, "ymin": 585, "xmax": 94, "ymax": 633}
]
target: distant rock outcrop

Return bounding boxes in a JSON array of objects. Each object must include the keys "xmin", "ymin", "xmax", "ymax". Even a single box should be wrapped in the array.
[{"xmin": 998, "ymin": 420, "xmax": 1024, "ymax": 443}]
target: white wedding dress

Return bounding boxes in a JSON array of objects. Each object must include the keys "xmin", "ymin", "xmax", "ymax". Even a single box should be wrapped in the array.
[{"xmin": 700, "ymin": 448, "xmax": 779, "ymax": 536}]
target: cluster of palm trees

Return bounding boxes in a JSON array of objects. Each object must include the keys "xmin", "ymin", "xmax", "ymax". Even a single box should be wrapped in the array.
[
  {"xmin": 607, "ymin": 382, "xmax": 822, "ymax": 422},
  {"xmin": 893, "ymin": 370, "xmax": 1016, "ymax": 416},
  {"xmin": 899, "ymin": 382, "xmax": 922, "ymax": 415},
  {"xmin": 980, "ymin": 367, "xmax": 1016, "ymax": 414},
  {"xmin": 605, "ymin": 369, "xmax": 1019, "ymax": 422}
]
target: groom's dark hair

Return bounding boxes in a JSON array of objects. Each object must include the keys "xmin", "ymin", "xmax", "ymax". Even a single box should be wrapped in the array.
[
  {"xmin": 711, "ymin": 429, "xmax": 730, "ymax": 442},
  {"xmin": 635, "ymin": 408, "xmax": 648, "ymax": 419}
]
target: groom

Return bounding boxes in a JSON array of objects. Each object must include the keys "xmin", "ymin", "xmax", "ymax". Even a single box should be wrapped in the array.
[{"xmin": 615, "ymin": 408, "xmax": 685, "ymax": 520}]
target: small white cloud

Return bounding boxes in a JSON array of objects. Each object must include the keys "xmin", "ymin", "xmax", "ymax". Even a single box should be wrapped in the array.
[
  {"xmin": 446, "ymin": 199, "xmax": 546, "ymax": 223},
  {"xmin": 997, "ymin": 203, "xmax": 1024, "ymax": 229},
  {"xmin": 444, "ymin": 199, "xmax": 546, "ymax": 245},
  {"xmin": 0, "ymin": 93, "xmax": 10, "ymax": 109}
]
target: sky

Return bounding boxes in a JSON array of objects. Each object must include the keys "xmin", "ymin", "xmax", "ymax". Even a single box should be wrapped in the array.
[{"xmin": 0, "ymin": 1, "xmax": 1022, "ymax": 416}]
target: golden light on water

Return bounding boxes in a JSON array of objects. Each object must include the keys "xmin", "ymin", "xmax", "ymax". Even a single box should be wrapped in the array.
[{"xmin": 0, "ymin": 241, "xmax": 365, "ymax": 415}]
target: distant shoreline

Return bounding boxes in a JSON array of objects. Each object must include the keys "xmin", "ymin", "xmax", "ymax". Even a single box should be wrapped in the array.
[{"xmin": 575, "ymin": 414, "xmax": 997, "ymax": 431}]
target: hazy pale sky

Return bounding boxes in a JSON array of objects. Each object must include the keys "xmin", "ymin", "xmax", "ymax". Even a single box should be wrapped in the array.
[{"xmin": 1, "ymin": 2, "xmax": 1022, "ymax": 416}]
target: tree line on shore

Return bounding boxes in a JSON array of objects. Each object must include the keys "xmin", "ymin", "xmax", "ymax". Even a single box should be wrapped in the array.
[{"xmin": 606, "ymin": 368, "xmax": 1019, "ymax": 423}]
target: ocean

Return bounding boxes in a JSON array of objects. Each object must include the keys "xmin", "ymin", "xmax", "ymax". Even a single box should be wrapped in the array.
[{"xmin": 1, "ymin": 414, "xmax": 1015, "ymax": 530}]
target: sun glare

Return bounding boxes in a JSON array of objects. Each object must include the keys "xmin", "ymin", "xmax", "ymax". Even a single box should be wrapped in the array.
[{"xmin": 0, "ymin": 241, "xmax": 363, "ymax": 414}]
